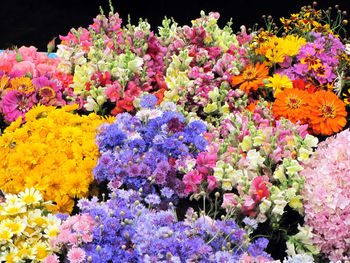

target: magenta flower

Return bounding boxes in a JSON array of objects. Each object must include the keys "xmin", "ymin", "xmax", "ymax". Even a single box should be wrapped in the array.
[{"xmin": 1, "ymin": 90, "xmax": 35, "ymax": 122}]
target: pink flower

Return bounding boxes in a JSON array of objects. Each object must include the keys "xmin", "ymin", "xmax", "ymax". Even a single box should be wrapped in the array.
[
  {"xmin": 250, "ymin": 176, "xmax": 270, "ymax": 202},
  {"xmin": 222, "ymin": 193, "xmax": 238, "ymax": 211},
  {"xmin": 183, "ymin": 170, "xmax": 204, "ymax": 194},
  {"xmin": 18, "ymin": 46, "xmax": 38, "ymax": 62},
  {"xmin": 0, "ymin": 90, "xmax": 35, "ymax": 122},
  {"xmin": 12, "ymin": 61, "xmax": 36, "ymax": 77},
  {"xmin": 241, "ymin": 195, "xmax": 256, "ymax": 216},
  {"xmin": 43, "ymin": 254, "xmax": 60, "ymax": 263},
  {"xmin": 196, "ymin": 152, "xmax": 217, "ymax": 168},
  {"xmin": 67, "ymin": 247, "xmax": 86, "ymax": 263},
  {"xmin": 207, "ymin": 176, "xmax": 217, "ymax": 192}
]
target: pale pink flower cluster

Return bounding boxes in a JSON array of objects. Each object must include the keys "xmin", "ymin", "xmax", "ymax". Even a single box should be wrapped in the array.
[
  {"xmin": 49, "ymin": 214, "xmax": 95, "ymax": 263},
  {"xmin": 0, "ymin": 46, "xmax": 60, "ymax": 77},
  {"xmin": 301, "ymin": 129, "xmax": 350, "ymax": 261}
]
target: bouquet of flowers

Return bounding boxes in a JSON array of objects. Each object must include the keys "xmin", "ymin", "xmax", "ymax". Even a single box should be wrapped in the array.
[
  {"xmin": 0, "ymin": 188, "xmax": 61, "ymax": 262},
  {"xmin": 0, "ymin": 104, "xmax": 114, "ymax": 214},
  {"xmin": 94, "ymin": 96, "xmax": 212, "ymax": 209}
]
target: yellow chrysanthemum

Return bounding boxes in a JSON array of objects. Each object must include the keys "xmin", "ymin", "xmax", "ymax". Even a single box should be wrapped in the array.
[
  {"xmin": 265, "ymin": 73, "xmax": 293, "ymax": 97},
  {"xmin": 24, "ymin": 104, "xmax": 55, "ymax": 123},
  {"xmin": 0, "ymin": 106, "xmax": 112, "ymax": 213}
]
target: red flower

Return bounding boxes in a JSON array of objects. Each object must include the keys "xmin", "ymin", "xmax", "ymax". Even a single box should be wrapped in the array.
[{"xmin": 250, "ymin": 176, "xmax": 270, "ymax": 202}]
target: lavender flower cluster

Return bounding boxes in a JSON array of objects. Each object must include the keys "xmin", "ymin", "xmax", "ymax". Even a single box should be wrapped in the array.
[
  {"xmin": 93, "ymin": 99, "xmax": 209, "ymax": 208},
  {"xmin": 73, "ymin": 189, "xmax": 273, "ymax": 262}
]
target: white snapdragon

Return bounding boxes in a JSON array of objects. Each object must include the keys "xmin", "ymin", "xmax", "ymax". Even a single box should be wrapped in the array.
[{"xmin": 246, "ymin": 149, "xmax": 265, "ymax": 170}]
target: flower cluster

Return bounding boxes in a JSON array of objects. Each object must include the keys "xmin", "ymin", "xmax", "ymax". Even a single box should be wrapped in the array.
[
  {"xmin": 0, "ymin": 188, "xmax": 61, "ymax": 262},
  {"xmin": 0, "ymin": 46, "xmax": 81, "ymax": 124},
  {"xmin": 47, "ymin": 188, "xmax": 274, "ymax": 262},
  {"xmin": 94, "ymin": 99, "xmax": 210, "ymax": 208},
  {"xmin": 1, "ymin": 3, "xmax": 350, "ymax": 262},
  {"xmin": 46, "ymin": 214, "xmax": 95, "ymax": 263},
  {"xmin": 184, "ymin": 105, "xmax": 318, "ymax": 226},
  {"xmin": 56, "ymin": 3, "xmax": 168, "ymax": 115},
  {"xmin": 0, "ymin": 104, "xmax": 115, "ymax": 214},
  {"xmin": 301, "ymin": 129, "xmax": 350, "ymax": 261},
  {"xmin": 161, "ymin": 11, "xmax": 253, "ymax": 121}
]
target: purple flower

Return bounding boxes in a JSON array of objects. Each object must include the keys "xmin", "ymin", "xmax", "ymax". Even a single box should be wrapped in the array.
[
  {"xmin": 140, "ymin": 94, "xmax": 158, "ymax": 108},
  {"xmin": 144, "ymin": 194, "xmax": 161, "ymax": 205}
]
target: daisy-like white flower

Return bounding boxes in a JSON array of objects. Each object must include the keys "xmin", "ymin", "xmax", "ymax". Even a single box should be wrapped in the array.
[
  {"xmin": 18, "ymin": 188, "xmax": 43, "ymax": 205},
  {"xmin": 0, "ymin": 218, "xmax": 26, "ymax": 236}
]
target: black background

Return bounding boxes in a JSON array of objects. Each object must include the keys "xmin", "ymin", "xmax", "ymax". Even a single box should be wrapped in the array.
[{"xmin": 1, "ymin": 0, "xmax": 350, "ymax": 51}]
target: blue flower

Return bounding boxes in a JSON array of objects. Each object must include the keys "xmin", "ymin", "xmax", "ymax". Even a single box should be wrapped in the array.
[
  {"xmin": 103, "ymin": 124, "xmax": 126, "ymax": 149},
  {"xmin": 184, "ymin": 120, "xmax": 207, "ymax": 135},
  {"xmin": 194, "ymin": 135, "xmax": 209, "ymax": 151},
  {"xmin": 129, "ymin": 138, "xmax": 146, "ymax": 153},
  {"xmin": 140, "ymin": 94, "xmax": 158, "ymax": 108}
]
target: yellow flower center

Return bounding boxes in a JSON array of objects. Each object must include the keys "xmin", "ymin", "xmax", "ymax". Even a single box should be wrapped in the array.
[
  {"xmin": 243, "ymin": 69, "xmax": 257, "ymax": 80},
  {"xmin": 288, "ymin": 97, "xmax": 301, "ymax": 109},
  {"xmin": 322, "ymin": 104, "xmax": 336, "ymax": 118}
]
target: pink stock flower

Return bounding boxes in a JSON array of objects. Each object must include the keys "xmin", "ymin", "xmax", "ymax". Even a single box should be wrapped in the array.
[
  {"xmin": 17, "ymin": 46, "xmax": 38, "ymax": 62},
  {"xmin": 67, "ymin": 247, "xmax": 86, "ymax": 263}
]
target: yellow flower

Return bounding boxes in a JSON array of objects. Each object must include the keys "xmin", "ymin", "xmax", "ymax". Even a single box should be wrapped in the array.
[
  {"xmin": 33, "ymin": 241, "xmax": 50, "ymax": 260},
  {"xmin": 1, "ymin": 247, "xmax": 19, "ymax": 263},
  {"xmin": 1, "ymin": 203, "xmax": 26, "ymax": 216},
  {"xmin": 0, "ymin": 226, "xmax": 13, "ymax": 243},
  {"xmin": 10, "ymin": 77, "xmax": 35, "ymax": 94},
  {"xmin": 1, "ymin": 218, "xmax": 26, "ymax": 235},
  {"xmin": 24, "ymin": 104, "xmax": 55, "ymax": 122},
  {"xmin": 265, "ymin": 73, "xmax": 293, "ymax": 97},
  {"xmin": 0, "ymin": 106, "xmax": 108, "ymax": 213}
]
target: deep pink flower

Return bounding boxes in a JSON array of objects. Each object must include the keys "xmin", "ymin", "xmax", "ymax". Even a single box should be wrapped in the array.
[
  {"xmin": 250, "ymin": 176, "xmax": 270, "ymax": 202},
  {"xmin": 207, "ymin": 176, "xmax": 217, "ymax": 192},
  {"xmin": 196, "ymin": 152, "xmax": 217, "ymax": 168},
  {"xmin": 0, "ymin": 90, "xmax": 35, "ymax": 122}
]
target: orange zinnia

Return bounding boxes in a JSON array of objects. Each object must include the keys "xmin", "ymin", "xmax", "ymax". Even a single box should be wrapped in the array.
[
  {"xmin": 308, "ymin": 90, "xmax": 347, "ymax": 136},
  {"xmin": 272, "ymin": 88, "xmax": 310, "ymax": 124},
  {"xmin": 231, "ymin": 62, "xmax": 269, "ymax": 94}
]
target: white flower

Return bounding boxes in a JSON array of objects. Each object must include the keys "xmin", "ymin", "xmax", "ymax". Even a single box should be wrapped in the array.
[
  {"xmin": 128, "ymin": 57, "xmax": 144, "ymax": 72},
  {"xmin": 259, "ymin": 198, "xmax": 272, "ymax": 214},
  {"xmin": 84, "ymin": 96, "xmax": 99, "ymax": 112},
  {"xmin": 345, "ymin": 43, "xmax": 350, "ymax": 55},
  {"xmin": 297, "ymin": 147, "xmax": 312, "ymax": 163},
  {"xmin": 246, "ymin": 149, "xmax": 265, "ymax": 170},
  {"xmin": 303, "ymin": 134, "xmax": 318, "ymax": 148}
]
